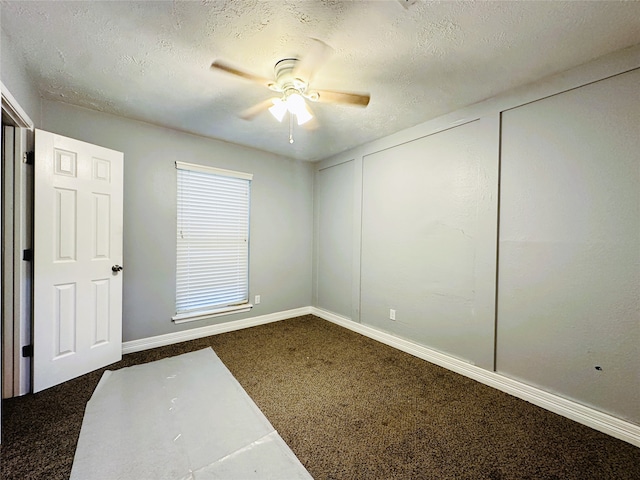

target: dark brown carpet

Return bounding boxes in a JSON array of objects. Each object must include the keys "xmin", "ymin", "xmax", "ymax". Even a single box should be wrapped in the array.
[{"xmin": 2, "ymin": 315, "xmax": 639, "ymax": 479}]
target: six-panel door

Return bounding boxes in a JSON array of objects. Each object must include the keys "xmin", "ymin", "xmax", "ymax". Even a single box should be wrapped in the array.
[{"xmin": 33, "ymin": 130, "xmax": 123, "ymax": 393}]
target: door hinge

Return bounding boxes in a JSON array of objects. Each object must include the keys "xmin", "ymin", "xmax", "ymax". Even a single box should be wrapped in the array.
[
  {"xmin": 23, "ymin": 249, "xmax": 32, "ymax": 261},
  {"xmin": 22, "ymin": 344, "xmax": 33, "ymax": 357},
  {"xmin": 24, "ymin": 151, "xmax": 34, "ymax": 165}
]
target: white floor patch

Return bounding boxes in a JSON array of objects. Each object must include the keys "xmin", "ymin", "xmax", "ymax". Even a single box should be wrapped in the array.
[{"xmin": 70, "ymin": 348, "xmax": 313, "ymax": 480}]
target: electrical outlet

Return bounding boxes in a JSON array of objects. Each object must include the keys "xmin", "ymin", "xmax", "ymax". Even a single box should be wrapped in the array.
[
  {"xmin": 389, "ymin": 309, "xmax": 396, "ymax": 321},
  {"xmin": 254, "ymin": 295, "xmax": 261, "ymax": 305}
]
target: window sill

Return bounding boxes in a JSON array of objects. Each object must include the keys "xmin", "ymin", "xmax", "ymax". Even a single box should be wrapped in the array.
[{"xmin": 172, "ymin": 304, "xmax": 253, "ymax": 325}]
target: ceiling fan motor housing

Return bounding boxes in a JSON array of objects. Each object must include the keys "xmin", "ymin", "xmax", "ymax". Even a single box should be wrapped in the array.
[{"xmin": 273, "ymin": 58, "xmax": 309, "ymax": 98}]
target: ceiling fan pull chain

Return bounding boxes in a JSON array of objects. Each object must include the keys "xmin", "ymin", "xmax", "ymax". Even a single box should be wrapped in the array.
[{"xmin": 289, "ymin": 113, "xmax": 294, "ymax": 144}]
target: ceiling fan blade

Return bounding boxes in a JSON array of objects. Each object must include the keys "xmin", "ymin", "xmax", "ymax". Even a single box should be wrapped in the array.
[
  {"xmin": 240, "ymin": 98, "xmax": 277, "ymax": 120},
  {"xmin": 312, "ymin": 89, "xmax": 371, "ymax": 107},
  {"xmin": 292, "ymin": 38, "xmax": 333, "ymax": 83},
  {"xmin": 211, "ymin": 60, "xmax": 273, "ymax": 88}
]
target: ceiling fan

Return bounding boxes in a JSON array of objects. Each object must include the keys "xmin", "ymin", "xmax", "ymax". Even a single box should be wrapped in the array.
[{"xmin": 211, "ymin": 39, "xmax": 370, "ymax": 142}]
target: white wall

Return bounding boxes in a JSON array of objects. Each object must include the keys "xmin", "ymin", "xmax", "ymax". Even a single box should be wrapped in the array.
[
  {"xmin": 41, "ymin": 100, "xmax": 314, "ymax": 342},
  {"xmin": 314, "ymin": 47, "xmax": 640, "ymax": 425}
]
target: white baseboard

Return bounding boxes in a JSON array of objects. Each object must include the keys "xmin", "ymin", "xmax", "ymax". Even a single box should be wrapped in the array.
[
  {"xmin": 311, "ymin": 307, "xmax": 640, "ymax": 448},
  {"xmin": 122, "ymin": 306, "xmax": 313, "ymax": 354},
  {"xmin": 122, "ymin": 305, "xmax": 640, "ymax": 447}
]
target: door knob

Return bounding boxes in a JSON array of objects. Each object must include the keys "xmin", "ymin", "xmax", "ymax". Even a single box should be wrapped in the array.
[{"xmin": 112, "ymin": 265, "xmax": 123, "ymax": 273}]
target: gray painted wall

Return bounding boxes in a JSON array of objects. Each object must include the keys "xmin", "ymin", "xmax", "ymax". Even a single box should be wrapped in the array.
[
  {"xmin": 316, "ymin": 160, "xmax": 354, "ymax": 318},
  {"xmin": 360, "ymin": 118, "xmax": 498, "ymax": 370},
  {"xmin": 314, "ymin": 57, "xmax": 639, "ymax": 424},
  {"xmin": 497, "ymin": 69, "xmax": 639, "ymax": 423},
  {"xmin": 41, "ymin": 100, "xmax": 314, "ymax": 342}
]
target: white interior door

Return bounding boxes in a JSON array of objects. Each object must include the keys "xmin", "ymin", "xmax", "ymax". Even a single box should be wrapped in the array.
[{"xmin": 33, "ymin": 129, "xmax": 123, "ymax": 393}]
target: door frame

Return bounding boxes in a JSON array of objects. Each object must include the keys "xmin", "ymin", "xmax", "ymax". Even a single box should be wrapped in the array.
[{"xmin": 1, "ymin": 82, "xmax": 34, "ymax": 401}]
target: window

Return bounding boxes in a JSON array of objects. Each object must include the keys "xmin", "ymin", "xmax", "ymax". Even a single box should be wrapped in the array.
[{"xmin": 173, "ymin": 161, "xmax": 252, "ymax": 323}]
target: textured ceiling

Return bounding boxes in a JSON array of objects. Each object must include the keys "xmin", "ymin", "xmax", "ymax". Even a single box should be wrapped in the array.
[{"xmin": 2, "ymin": 1, "xmax": 640, "ymax": 161}]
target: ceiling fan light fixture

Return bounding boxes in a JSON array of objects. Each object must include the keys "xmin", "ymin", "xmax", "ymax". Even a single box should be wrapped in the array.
[
  {"xmin": 285, "ymin": 93, "xmax": 313, "ymax": 125},
  {"xmin": 268, "ymin": 98, "xmax": 288, "ymax": 122},
  {"xmin": 295, "ymin": 104, "xmax": 313, "ymax": 126},
  {"xmin": 285, "ymin": 93, "xmax": 305, "ymax": 113},
  {"xmin": 269, "ymin": 93, "xmax": 313, "ymax": 125}
]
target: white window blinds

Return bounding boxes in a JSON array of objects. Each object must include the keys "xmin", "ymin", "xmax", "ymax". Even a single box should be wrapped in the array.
[{"xmin": 175, "ymin": 162, "xmax": 252, "ymax": 317}]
